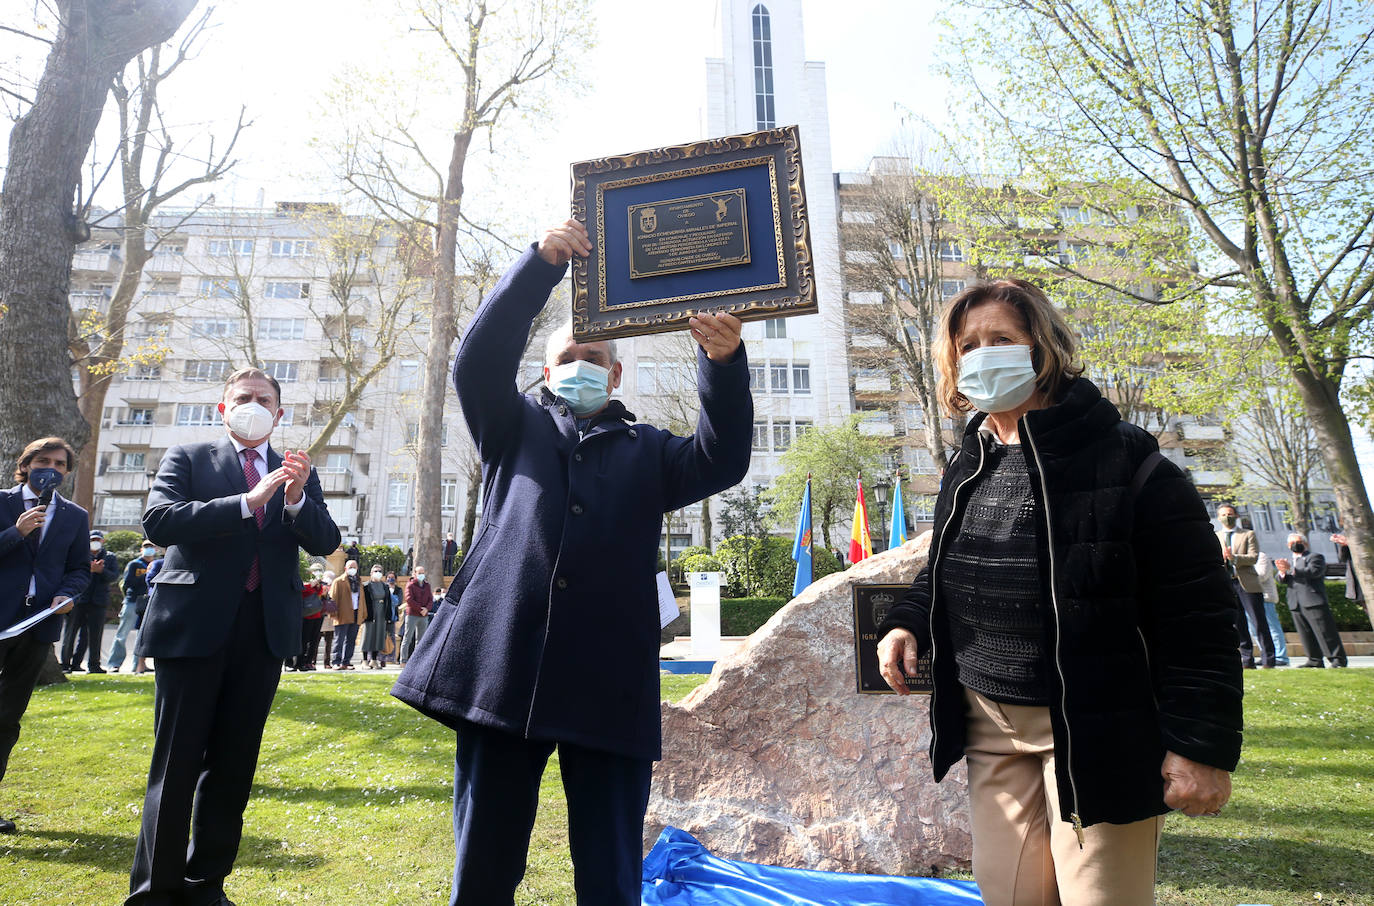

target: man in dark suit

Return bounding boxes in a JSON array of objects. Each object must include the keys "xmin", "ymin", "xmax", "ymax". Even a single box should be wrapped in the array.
[
  {"xmin": 1277, "ymin": 531, "xmax": 1349, "ymax": 668},
  {"xmin": 0, "ymin": 436, "xmax": 90, "ymax": 834},
  {"xmin": 125, "ymin": 368, "xmax": 340, "ymax": 905},
  {"xmin": 61, "ymin": 529, "xmax": 118, "ymax": 673}
]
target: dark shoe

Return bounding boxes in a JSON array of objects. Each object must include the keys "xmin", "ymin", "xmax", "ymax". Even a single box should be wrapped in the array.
[
  {"xmin": 87, "ymin": 667, "xmax": 106, "ymax": 674},
  {"xmin": 62, "ymin": 667, "xmax": 73, "ymax": 674},
  {"xmin": 1242, "ymin": 662, "xmax": 1256, "ymax": 670},
  {"xmin": 1332, "ymin": 661, "xmax": 1348, "ymax": 668},
  {"xmin": 0, "ymin": 816, "xmax": 15, "ymax": 834},
  {"xmin": 1297, "ymin": 662, "xmax": 1324, "ymax": 668}
]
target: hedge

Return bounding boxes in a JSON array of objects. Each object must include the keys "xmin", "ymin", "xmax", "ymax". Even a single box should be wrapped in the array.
[
  {"xmin": 1274, "ymin": 580, "xmax": 1372, "ymax": 633},
  {"xmin": 720, "ymin": 596, "xmax": 789, "ymax": 636}
]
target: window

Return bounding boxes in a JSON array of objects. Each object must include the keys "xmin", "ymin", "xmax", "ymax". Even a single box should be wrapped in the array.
[
  {"xmin": 1058, "ymin": 204, "xmax": 1092, "ymax": 224},
  {"xmin": 1066, "ymin": 242, "xmax": 1090, "ymax": 265},
  {"xmin": 748, "ymin": 364, "xmax": 764, "ymax": 390},
  {"xmin": 911, "ymin": 495, "xmax": 937, "ymax": 522},
  {"xmin": 176, "ymin": 404, "xmax": 218, "ymax": 426},
  {"xmin": 386, "ymin": 476, "xmax": 410, "ymax": 515},
  {"xmin": 769, "ymin": 363, "xmax": 789, "ymax": 393},
  {"xmin": 398, "ymin": 359, "xmax": 421, "ymax": 391},
  {"xmin": 130, "ymin": 318, "xmax": 171, "ymax": 339},
  {"xmin": 207, "ymin": 239, "xmax": 253, "ymax": 256},
  {"xmin": 279, "ymin": 405, "xmax": 295, "ymax": 426},
  {"xmin": 659, "ymin": 532, "xmax": 695, "ymax": 562},
  {"xmin": 319, "ymin": 361, "xmax": 345, "ymax": 383},
  {"xmin": 263, "ymin": 360, "xmax": 299, "ymax": 382},
  {"xmin": 126, "ymin": 362, "xmax": 161, "ymax": 382},
  {"xmin": 258, "ymin": 317, "xmax": 306, "ymax": 341},
  {"xmin": 794, "ymin": 419, "xmax": 813, "ymax": 436},
  {"xmin": 752, "ymin": 421, "xmax": 770, "ymax": 451},
  {"xmin": 119, "ymin": 407, "xmax": 155, "ymax": 426},
  {"xmin": 940, "ymin": 279, "xmax": 966, "ymax": 298},
  {"xmin": 264, "ymin": 281, "xmax": 310, "ymax": 299},
  {"xmin": 937, "ymin": 240, "xmax": 964, "ymax": 262},
  {"xmin": 772, "ymin": 421, "xmax": 792, "ymax": 451},
  {"xmin": 110, "ymin": 451, "xmax": 146, "ymax": 472},
  {"xmin": 184, "ymin": 360, "xmax": 232, "ymax": 382},
  {"xmin": 792, "ymin": 363, "xmax": 810, "ymax": 395},
  {"xmin": 764, "ymin": 318, "xmax": 787, "ymax": 339},
  {"xmin": 441, "ymin": 478, "xmax": 458, "ymax": 512},
  {"xmin": 146, "ymin": 279, "xmax": 178, "ymax": 296},
  {"xmin": 270, "ymin": 239, "xmax": 316, "ymax": 258},
  {"xmin": 751, "ymin": 5, "xmax": 775, "ymax": 129},
  {"xmin": 100, "ymin": 496, "xmax": 146, "ymax": 525},
  {"xmin": 189, "ymin": 318, "xmax": 240, "ymax": 338},
  {"xmin": 1256, "ymin": 504, "xmax": 1274, "ymax": 533},
  {"xmin": 405, "ymin": 422, "xmax": 419, "ymax": 444},
  {"xmin": 637, "ymin": 362, "xmax": 657, "ymax": 394},
  {"xmin": 322, "ymin": 453, "xmax": 351, "ymax": 473},
  {"xmin": 911, "ymin": 449, "xmax": 938, "ymax": 475},
  {"xmin": 197, "ymin": 277, "xmax": 236, "ymax": 298}
]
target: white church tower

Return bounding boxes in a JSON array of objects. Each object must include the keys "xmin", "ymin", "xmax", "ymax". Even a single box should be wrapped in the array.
[{"xmin": 704, "ymin": 0, "xmax": 851, "ymax": 492}]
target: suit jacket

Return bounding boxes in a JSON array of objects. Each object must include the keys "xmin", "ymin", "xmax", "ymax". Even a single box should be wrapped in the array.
[
  {"xmin": 329, "ymin": 575, "xmax": 367, "ymax": 625},
  {"xmin": 0, "ymin": 486, "xmax": 91, "ymax": 643},
  {"xmin": 1281, "ymin": 552, "xmax": 1329, "ymax": 609},
  {"xmin": 1215, "ymin": 527, "xmax": 1260, "ymax": 593},
  {"xmin": 138, "ymin": 437, "xmax": 341, "ymax": 659}
]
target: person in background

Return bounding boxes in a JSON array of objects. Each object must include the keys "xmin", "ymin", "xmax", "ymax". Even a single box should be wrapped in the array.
[
  {"xmin": 1277, "ymin": 532, "xmax": 1349, "ymax": 668},
  {"xmin": 1244, "ymin": 518, "xmax": 1289, "ymax": 666},
  {"xmin": 876, "ymin": 279, "xmax": 1240, "ymax": 906},
  {"xmin": 360, "ymin": 565, "xmax": 390, "ymax": 669},
  {"xmin": 293, "ymin": 569, "xmax": 328, "ymax": 671},
  {"xmin": 318, "ymin": 570, "xmax": 337, "ymax": 669},
  {"xmin": 107, "ymin": 542, "xmax": 157, "ymax": 673},
  {"xmin": 382, "ymin": 571, "xmax": 401, "ymax": 666},
  {"xmin": 135, "ymin": 555, "xmax": 161, "ymax": 675},
  {"xmin": 1215, "ymin": 504, "xmax": 1275, "ymax": 669},
  {"xmin": 400, "ymin": 567, "xmax": 433, "ymax": 664},
  {"xmin": 1329, "ymin": 532, "xmax": 1363, "ymax": 607},
  {"xmin": 329, "ymin": 561, "xmax": 365, "ymax": 669},
  {"xmin": 0, "ymin": 436, "xmax": 88, "ymax": 835},
  {"xmin": 344, "ymin": 540, "xmax": 361, "ymax": 563},
  {"xmin": 442, "ymin": 533, "xmax": 458, "ymax": 575},
  {"xmin": 62, "ymin": 530, "xmax": 118, "ymax": 673}
]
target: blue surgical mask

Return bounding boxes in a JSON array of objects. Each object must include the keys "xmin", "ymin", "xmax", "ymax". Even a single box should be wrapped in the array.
[
  {"xmin": 28, "ymin": 467, "xmax": 64, "ymax": 496},
  {"xmin": 957, "ymin": 345, "xmax": 1038, "ymax": 413},
  {"xmin": 547, "ymin": 359, "xmax": 611, "ymax": 416},
  {"xmin": 142, "ymin": 547, "xmax": 157, "ymax": 558}
]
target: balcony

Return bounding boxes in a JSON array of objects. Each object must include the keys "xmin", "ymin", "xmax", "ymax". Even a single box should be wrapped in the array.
[
  {"xmin": 72, "ymin": 248, "xmax": 122, "ymax": 275},
  {"xmin": 70, "ymin": 289, "xmax": 112, "ymax": 312},
  {"xmin": 859, "ymin": 421, "xmax": 895, "ymax": 436},
  {"xmin": 318, "ymin": 469, "xmax": 354, "ymax": 494},
  {"xmin": 1188, "ymin": 469, "xmax": 1233, "ymax": 487},
  {"xmin": 146, "ymin": 253, "xmax": 184, "ymax": 274},
  {"xmin": 318, "ymin": 423, "xmax": 357, "ymax": 448},
  {"xmin": 100, "ymin": 470, "xmax": 151, "ymax": 493}
]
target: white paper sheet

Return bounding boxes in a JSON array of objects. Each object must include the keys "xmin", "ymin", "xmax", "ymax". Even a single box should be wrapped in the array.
[
  {"xmin": 656, "ymin": 571, "xmax": 680, "ymax": 629},
  {"xmin": 0, "ymin": 603, "xmax": 63, "ymax": 641}
]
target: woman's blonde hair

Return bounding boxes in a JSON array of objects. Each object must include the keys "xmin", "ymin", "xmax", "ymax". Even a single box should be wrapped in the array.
[{"xmin": 933, "ymin": 278, "xmax": 1083, "ymax": 416}]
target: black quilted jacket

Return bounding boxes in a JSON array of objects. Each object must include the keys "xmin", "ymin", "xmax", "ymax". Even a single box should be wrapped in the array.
[{"xmin": 881, "ymin": 377, "xmax": 1243, "ymax": 829}]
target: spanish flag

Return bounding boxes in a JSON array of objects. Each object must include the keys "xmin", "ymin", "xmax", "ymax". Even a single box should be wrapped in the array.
[{"xmin": 849, "ymin": 474, "xmax": 873, "ymax": 565}]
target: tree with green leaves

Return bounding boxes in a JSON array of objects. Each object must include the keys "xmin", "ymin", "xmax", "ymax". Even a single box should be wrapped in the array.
[
  {"xmin": 943, "ymin": 0, "xmax": 1374, "ymax": 620},
  {"xmin": 762, "ymin": 415, "xmax": 889, "ymax": 553}
]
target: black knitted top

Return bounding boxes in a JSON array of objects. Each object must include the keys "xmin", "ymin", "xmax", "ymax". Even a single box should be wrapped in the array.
[{"xmin": 938, "ymin": 439, "xmax": 1049, "ymax": 705}]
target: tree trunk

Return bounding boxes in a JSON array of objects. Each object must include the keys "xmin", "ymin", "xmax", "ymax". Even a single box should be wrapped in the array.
[
  {"xmin": 0, "ymin": 0, "xmax": 197, "ymax": 471},
  {"xmin": 1292, "ymin": 368, "xmax": 1374, "ymax": 626},
  {"xmin": 35, "ymin": 646, "xmax": 69, "ymax": 687},
  {"xmin": 700, "ymin": 495, "xmax": 713, "ymax": 551},
  {"xmin": 460, "ymin": 457, "xmax": 481, "ymax": 554}
]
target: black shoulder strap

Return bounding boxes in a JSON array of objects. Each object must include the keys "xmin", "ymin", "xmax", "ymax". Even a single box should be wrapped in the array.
[{"xmin": 1130, "ymin": 451, "xmax": 1166, "ymax": 502}]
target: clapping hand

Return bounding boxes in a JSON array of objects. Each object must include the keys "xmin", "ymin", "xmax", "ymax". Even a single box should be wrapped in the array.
[
  {"xmin": 1331, "ymin": 533, "xmax": 1348, "ymax": 547},
  {"xmin": 1276, "ymin": 558, "xmax": 1291, "ymax": 575},
  {"xmin": 281, "ymin": 450, "xmax": 312, "ymax": 505}
]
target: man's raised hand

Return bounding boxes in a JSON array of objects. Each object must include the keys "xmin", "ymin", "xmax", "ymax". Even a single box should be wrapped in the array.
[
  {"xmin": 538, "ymin": 219, "xmax": 591, "ymax": 267},
  {"xmin": 689, "ymin": 311, "xmax": 743, "ymax": 363}
]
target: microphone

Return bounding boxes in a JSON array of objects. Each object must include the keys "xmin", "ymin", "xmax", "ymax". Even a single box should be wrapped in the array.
[{"xmin": 40, "ymin": 487, "xmax": 54, "ymax": 507}]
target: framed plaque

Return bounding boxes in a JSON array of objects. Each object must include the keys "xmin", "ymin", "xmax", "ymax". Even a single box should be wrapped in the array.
[
  {"xmin": 853, "ymin": 583, "xmax": 932, "ymax": 695},
  {"xmin": 570, "ymin": 125, "xmax": 818, "ymax": 342}
]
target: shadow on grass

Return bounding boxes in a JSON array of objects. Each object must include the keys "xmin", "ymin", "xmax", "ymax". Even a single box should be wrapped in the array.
[
  {"xmin": 1159, "ymin": 833, "xmax": 1374, "ymax": 898},
  {"xmin": 252, "ymin": 782, "xmax": 453, "ymax": 805},
  {"xmin": 5, "ymin": 829, "xmax": 321, "ymax": 874}
]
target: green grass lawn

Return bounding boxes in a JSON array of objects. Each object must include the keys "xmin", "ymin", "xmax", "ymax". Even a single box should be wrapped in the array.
[{"xmin": 1, "ymin": 670, "xmax": 1370, "ymax": 905}]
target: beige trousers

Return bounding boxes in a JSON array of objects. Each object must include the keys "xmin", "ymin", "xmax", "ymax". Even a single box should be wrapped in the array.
[{"xmin": 963, "ymin": 688, "xmax": 1164, "ymax": 906}]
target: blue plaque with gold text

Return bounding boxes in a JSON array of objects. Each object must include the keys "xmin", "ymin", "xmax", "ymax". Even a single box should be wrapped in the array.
[{"xmin": 571, "ymin": 126, "xmax": 818, "ymax": 341}]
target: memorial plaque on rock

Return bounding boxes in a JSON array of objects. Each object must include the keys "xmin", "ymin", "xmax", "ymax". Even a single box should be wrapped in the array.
[
  {"xmin": 570, "ymin": 125, "xmax": 819, "ymax": 342},
  {"xmin": 853, "ymin": 583, "xmax": 932, "ymax": 694}
]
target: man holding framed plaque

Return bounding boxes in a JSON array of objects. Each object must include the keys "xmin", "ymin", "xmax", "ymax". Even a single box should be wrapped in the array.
[{"xmin": 392, "ymin": 218, "xmax": 754, "ymax": 905}]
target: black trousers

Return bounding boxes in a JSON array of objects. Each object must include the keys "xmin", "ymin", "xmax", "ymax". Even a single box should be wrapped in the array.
[
  {"xmin": 1233, "ymin": 580, "xmax": 1275, "ymax": 667},
  {"xmin": 61, "ymin": 602, "xmax": 106, "ymax": 671},
  {"xmin": 296, "ymin": 617, "xmax": 323, "ymax": 669},
  {"xmin": 1290, "ymin": 600, "xmax": 1349, "ymax": 666},
  {"xmin": 0, "ymin": 629, "xmax": 50, "ymax": 787},
  {"xmin": 125, "ymin": 590, "xmax": 281, "ymax": 906},
  {"xmin": 449, "ymin": 719, "xmax": 652, "ymax": 906}
]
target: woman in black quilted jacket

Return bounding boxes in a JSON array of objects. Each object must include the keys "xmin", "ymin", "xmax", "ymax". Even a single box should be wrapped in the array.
[{"xmin": 876, "ymin": 279, "xmax": 1242, "ymax": 906}]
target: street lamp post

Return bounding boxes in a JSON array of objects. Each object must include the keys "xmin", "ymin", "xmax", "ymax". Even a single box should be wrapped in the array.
[{"xmin": 872, "ymin": 477, "xmax": 891, "ymax": 553}]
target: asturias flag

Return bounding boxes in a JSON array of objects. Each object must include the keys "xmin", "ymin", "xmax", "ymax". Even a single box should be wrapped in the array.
[
  {"xmin": 849, "ymin": 475, "xmax": 873, "ymax": 565},
  {"xmin": 791, "ymin": 476, "xmax": 814, "ymax": 597},
  {"xmin": 889, "ymin": 473, "xmax": 907, "ymax": 550}
]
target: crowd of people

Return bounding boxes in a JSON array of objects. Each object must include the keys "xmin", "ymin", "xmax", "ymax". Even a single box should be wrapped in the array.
[{"xmin": 289, "ymin": 562, "xmax": 440, "ymax": 671}]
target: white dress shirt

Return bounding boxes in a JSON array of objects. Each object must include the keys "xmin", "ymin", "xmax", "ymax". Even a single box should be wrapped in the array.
[{"xmin": 229, "ymin": 438, "xmax": 306, "ymax": 521}]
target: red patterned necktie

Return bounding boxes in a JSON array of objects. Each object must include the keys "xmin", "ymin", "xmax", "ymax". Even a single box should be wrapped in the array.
[{"xmin": 242, "ymin": 448, "xmax": 264, "ymax": 592}]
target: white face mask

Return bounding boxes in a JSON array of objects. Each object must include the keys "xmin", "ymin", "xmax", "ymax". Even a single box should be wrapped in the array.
[
  {"xmin": 346, "ymin": 567, "xmax": 358, "ymax": 577},
  {"xmin": 415, "ymin": 572, "xmax": 426, "ymax": 581},
  {"xmin": 225, "ymin": 401, "xmax": 277, "ymax": 440},
  {"xmin": 90, "ymin": 541, "xmax": 103, "ymax": 553},
  {"xmin": 957, "ymin": 345, "xmax": 1038, "ymax": 413},
  {"xmin": 371, "ymin": 572, "xmax": 383, "ymax": 581}
]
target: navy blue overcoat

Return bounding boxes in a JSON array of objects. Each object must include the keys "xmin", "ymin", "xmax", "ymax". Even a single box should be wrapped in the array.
[{"xmin": 393, "ymin": 246, "xmax": 753, "ymax": 760}]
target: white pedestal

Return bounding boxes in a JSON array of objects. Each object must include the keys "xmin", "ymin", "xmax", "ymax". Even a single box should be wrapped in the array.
[{"xmin": 688, "ymin": 571, "xmax": 722, "ymax": 660}]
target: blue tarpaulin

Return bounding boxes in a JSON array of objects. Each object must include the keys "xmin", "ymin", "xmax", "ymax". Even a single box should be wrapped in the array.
[{"xmin": 641, "ymin": 827, "xmax": 985, "ymax": 905}]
